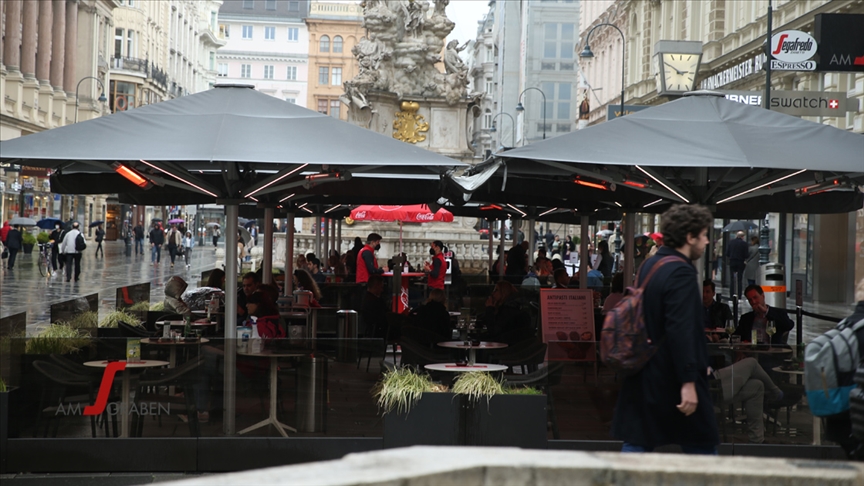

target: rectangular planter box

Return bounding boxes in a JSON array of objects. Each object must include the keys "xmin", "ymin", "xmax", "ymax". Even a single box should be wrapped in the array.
[
  {"xmin": 465, "ymin": 394, "xmax": 548, "ymax": 449},
  {"xmin": 383, "ymin": 392, "xmax": 463, "ymax": 448},
  {"xmin": 0, "ymin": 388, "xmax": 15, "ymax": 473}
]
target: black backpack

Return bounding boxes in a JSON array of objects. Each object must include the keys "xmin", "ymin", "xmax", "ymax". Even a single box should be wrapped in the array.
[{"xmin": 75, "ymin": 232, "xmax": 87, "ymax": 252}]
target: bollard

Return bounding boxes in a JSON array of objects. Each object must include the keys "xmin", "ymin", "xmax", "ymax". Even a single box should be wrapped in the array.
[
  {"xmin": 760, "ymin": 262, "xmax": 787, "ymax": 309},
  {"xmin": 296, "ymin": 356, "xmax": 328, "ymax": 433},
  {"xmin": 337, "ymin": 310, "xmax": 359, "ymax": 362}
]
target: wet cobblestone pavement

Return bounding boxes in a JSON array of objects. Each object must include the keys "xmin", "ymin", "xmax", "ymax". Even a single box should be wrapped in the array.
[{"xmin": 1, "ymin": 240, "xmax": 224, "ymax": 334}]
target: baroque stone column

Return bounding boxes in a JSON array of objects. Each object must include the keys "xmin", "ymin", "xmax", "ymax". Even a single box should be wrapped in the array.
[
  {"xmin": 50, "ymin": 0, "xmax": 66, "ymax": 90},
  {"xmin": 64, "ymin": 0, "xmax": 78, "ymax": 94},
  {"xmin": 36, "ymin": 0, "xmax": 53, "ymax": 83},
  {"xmin": 20, "ymin": 0, "xmax": 37, "ymax": 77},
  {"xmin": 3, "ymin": 0, "xmax": 22, "ymax": 71}
]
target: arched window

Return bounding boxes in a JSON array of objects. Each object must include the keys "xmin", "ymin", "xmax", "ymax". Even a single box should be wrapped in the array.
[
  {"xmin": 319, "ymin": 35, "xmax": 330, "ymax": 52},
  {"xmin": 333, "ymin": 36, "xmax": 343, "ymax": 53}
]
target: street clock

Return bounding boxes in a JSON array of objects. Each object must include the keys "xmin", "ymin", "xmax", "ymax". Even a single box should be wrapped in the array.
[{"xmin": 654, "ymin": 41, "xmax": 704, "ymax": 96}]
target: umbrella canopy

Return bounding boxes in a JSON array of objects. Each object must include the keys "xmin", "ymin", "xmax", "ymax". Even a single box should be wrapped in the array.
[
  {"xmin": 36, "ymin": 218, "xmax": 63, "ymax": 230},
  {"xmin": 0, "ymin": 85, "xmax": 466, "ymax": 204},
  {"xmin": 9, "ymin": 217, "xmax": 37, "ymax": 226},
  {"xmin": 349, "ymin": 205, "xmax": 454, "ymax": 223},
  {"xmin": 496, "ymin": 92, "xmax": 864, "ymax": 213},
  {"xmin": 238, "ymin": 227, "xmax": 252, "ymax": 246},
  {"xmin": 168, "ymin": 218, "xmax": 185, "ymax": 225},
  {"xmin": 89, "ymin": 221, "xmax": 104, "ymax": 228},
  {"xmin": 205, "ymin": 222, "xmax": 221, "ymax": 228},
  {"xmin": 722, "ymin": 221, "xmax": 759, "ymax": 233}
]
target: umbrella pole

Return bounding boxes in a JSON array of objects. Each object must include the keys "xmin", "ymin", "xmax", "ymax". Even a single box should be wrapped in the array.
[
  {"xmin": 580, "ymin": 216, "xmax": 589, "ymax": 290},
  {"xmin": 223, "ymin": 204, "xmax": 239, "ymax": 436},
  {"xmin": 263, "ymin": 207, "xmax": 274, "ymax": 284},
  {"xmin": 488, "ymin": 219, "xmax": 494, "ymax": 283},
  {"xmin": 498, "ymin": 220, "xmax": 505, "ymax": 282},
  {"xmin": 399, "ymin": 221, "xmax": 403, "ymax": 254},
  {"xmin": 285, "ymin": 211, "xmax": 295, "ymax": 296}
]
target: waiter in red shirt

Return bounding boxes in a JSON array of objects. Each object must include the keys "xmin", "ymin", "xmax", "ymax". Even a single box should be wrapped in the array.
[
  {"xmin": 424, "ymin": 240, "xmax": 446, "ymax": 290},
  {"xmin": 356, "ymin": 233, "xmax": 387, "ymax": 284}
]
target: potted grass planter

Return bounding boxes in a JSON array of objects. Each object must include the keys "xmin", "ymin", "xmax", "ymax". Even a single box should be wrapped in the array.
[
  {"xmin": 455, "ymin": 372, "xmax": 548, "ymax": 449},
  {"xmin": 376, "ymin": 368, "xmax": 462, "ymax": 448}
]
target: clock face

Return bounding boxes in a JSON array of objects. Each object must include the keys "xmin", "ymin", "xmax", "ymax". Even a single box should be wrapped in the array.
[{"xmin": 661, "ymin": 53, "xmax": 700, "ymax": 94}]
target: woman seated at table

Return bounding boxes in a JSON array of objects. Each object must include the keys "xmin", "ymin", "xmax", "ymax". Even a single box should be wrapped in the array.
[
  {"xmin": 409, "ymin": 289, "xmax": 451, "ymax": 342},
  {"xmin": 480, "ymin": 281, "xmax": 533, "ymax": 345},
  {"xmin": 328, "ymin": 253, "xmax": 347, "ymax": 281},
  {"xmin": 163, "ymin": 276, "xmax": 191, "ymax": 315},
  {"xmin": 293, "ymin": 268, "xmax": 322, "ymax": 307},
  {"xmin": 245, "ymin": 289, "xmax": 285, "ymax": 338},
  {"xmin": 205, "ymin": 268, "xmax": 226, "ymax": 290}
]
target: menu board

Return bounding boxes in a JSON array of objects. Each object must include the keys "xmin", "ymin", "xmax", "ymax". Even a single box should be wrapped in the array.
[{"xmin": 540, "ymin": 289, "xmax": 595, "ymax": 362}]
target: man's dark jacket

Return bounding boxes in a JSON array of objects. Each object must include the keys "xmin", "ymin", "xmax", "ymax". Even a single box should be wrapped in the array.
[
  {"xmin": 611, "ymin": 246, "xmax": 719, "ymax": 448},
  {"xmin": 726, "ymin": 237, "xmax": 749, "ymax": 268},
  {"xmin": 505, "ymin": 244, "xmax": 526, "ymax": 277},
  {"xmin": 5, "ymin": 229, "xmax": 22, "ymax": 250},
  {"xmin": 734, "ymin": 306, "xmax": 794, "ymax": 345}
]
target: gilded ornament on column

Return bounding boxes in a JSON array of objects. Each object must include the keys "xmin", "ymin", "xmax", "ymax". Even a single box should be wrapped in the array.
[{"xmin": 392, "ymin": 101, "xmax": 429, "ymax": 144}]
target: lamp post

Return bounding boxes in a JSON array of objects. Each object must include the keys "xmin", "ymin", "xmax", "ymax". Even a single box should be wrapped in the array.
[
  {"xmin": 516, "ymin": 87, "xmax": 547, "ymax": 143},
  {"xmin": 579, "ymin": 22, "xmax": 625, "ymax": 121},
  {"xmin": 489, "ymin": 112, "xmax": 515, "ymax": 150},
  {"xmin": 75, "ymin": 76, "xmax": 108, "ymax": 123}
]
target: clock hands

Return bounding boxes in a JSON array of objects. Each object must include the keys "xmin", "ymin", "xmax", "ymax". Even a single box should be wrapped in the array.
[{"xmin": 664, "ymin": 62, "xmax": 687, "ymax": 76}]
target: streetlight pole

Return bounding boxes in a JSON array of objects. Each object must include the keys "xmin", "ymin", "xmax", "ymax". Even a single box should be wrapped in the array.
[
  {"xmin": 579, "ymin": 22, "xmax": 626, "ymax": 120},
  {"xmin": 516, "ymin": 87, "xmax": 547, "ymax": 143},
  {"xmin": 489, "ymin": 112, "xmax": 515, "ymax": 150},
  {"xmin": 75, "ymin": 76, "xmax": 108, "ymax": 123}
]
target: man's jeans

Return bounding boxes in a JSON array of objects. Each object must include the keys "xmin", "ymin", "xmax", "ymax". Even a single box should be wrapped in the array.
[
  {"xmin": 135, "ymin": 237, "xmax": 144, "ymax": 254},
  {"xmin": 622, "ymin": 443, "xmax": 717, "ymax": 455},
  {"xmin": 729, "ymin": 264, "xmax": 745, "ymax": 298},
  {"xmin": 151, "ymin": 244, "xmax": 161, "ymax": 263}
]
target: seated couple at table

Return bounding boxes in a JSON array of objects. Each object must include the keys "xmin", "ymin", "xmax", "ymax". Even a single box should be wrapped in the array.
[{"xmin": 702, "ymin": 281, "xmax": 793, "ymax": 345}]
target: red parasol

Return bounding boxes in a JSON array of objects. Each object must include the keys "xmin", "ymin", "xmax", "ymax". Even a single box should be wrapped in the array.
[{"xmin": 349, "ymin": 205, "xmax": 454, "ymax": 253}]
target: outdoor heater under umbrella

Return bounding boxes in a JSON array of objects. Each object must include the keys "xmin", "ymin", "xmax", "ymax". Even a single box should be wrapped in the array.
[{"xmin": 348, "ymin": 204, "xmax": 454, "ymax": 253}]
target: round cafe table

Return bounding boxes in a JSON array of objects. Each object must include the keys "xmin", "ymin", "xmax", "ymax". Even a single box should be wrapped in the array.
[
  {"xmin": 236, "ymin": 348, "xmax": 307, "ymax": 438},
  {"xmin": 437, "ymin": 341, "xmax": 508, "ymax": 366},
  {"xmin": 83, "ymin": 359, "xmax": 168, "ymax": 438},
  {"xmin": 424, "ymin": 363, "xmax": 508, "ymax": 373}
]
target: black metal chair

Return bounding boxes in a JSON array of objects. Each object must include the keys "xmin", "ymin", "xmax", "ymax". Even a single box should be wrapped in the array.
[
  {"xmin": 132, "ymin": 356, "xmax": 204, "ymax": 437},
  {"xmin": 503, "ymin": 362, "xmax": 565, "ymax": 439},
  {"xmin": 119, "ymin": 321, "xmax": 156, "ymax": 338},
  {"xmin": 32, "ymin": 360, "xmax": 116, "ymax": 438},
  {"xmin": 764, "ymin": 383, "xmax": 804, "ymax": 437},
  {"xmin": 399, "ymin": 335, "xmax": 457, "ymax": 368}
]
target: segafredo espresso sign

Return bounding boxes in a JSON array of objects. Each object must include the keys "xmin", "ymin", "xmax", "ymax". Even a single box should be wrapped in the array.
[{"xmin": 770, "ymin": 30, "xmax": 817, "ymax": 71}]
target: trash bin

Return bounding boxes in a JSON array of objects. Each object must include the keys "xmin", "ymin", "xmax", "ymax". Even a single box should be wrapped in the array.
[
  {"xmin": 759, "ymin": 262, "xmax": 786, "ymax": 309},
  {"xmin": 337, "ymin": 310, "xmax": 359, "ymax": 362},
  {"xmin": 296, "ymin": 356, "xmax": 328, "ymax": 433}
]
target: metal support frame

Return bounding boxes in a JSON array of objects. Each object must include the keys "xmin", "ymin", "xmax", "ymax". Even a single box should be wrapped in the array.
[
  {"xmin": 498, "ymin": 220, "xmax": 505, "ymax": 282},
  {"xmin": 263, "ymin": 207, "xmax": 274, "ymax": 284},
  {"xmin": 622, "ymin": 212, "xmax": 635, "ymax": 286},
  {"xmin": 285, "ymin": 211, "xmax": 295, "ymax": 296},
  {"xmin": 223, "ymin": 204, "xmax": 239, "ymax": 436},
  {"xmin": 580, "ymin": 216, "xmax": 589, "ymax": 290},
  {"xmin": 488, "ymin": 219, "xmax": 494, "ymax": 282}
]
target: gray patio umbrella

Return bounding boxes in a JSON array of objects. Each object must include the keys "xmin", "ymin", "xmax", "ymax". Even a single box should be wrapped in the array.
[
  {"xmin": 9, "ymin": 217, "xmax": 37, "ymax": 226},
  {"xmin": 495, "ymin": 91, "xmax": 864, "ymax": 213},
  {"xmin": 0, "ymin": 84, "xmax": 466, "ymax": 436}
]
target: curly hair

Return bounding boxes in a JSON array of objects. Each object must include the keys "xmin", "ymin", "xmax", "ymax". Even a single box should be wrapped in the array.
[{"xmin": 660, "ymin": 204, "xmax": 713, "ymax": 249}]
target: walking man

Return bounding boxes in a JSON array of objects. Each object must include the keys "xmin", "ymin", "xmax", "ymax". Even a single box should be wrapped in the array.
[
  {"xmin": 133, "ymin": 223, "xmax": 145, "ymax": 255},
  {"xmin": 5, "ymin": 225, "xmax": 23, "ymax": 270},
  {"xmin": 149, "ymin": 223, "xmax": 164, "ymax": 266},
  {"xmin": 166, "ymin": 224, "xmax": 182, "ymax": 267},
  {"xmin": 611, "ymin": 204, "xmax": 719, "ymax": 454},
  {"xmin": 60, "ymin": 222, "xmax": 85, "ymax": 282},
  {"xmin": 355, "ymin": 233, "xmax": 387, "ymax": 284},
  {"xmin": 726, "ymin": 231, "xmax": 749, "ymax": 298},
  {"xmin": 94, "ymin": 224, "xmax": 105, "ymax": 258}
]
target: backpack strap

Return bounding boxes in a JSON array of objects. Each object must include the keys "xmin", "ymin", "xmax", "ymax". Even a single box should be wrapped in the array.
[
  {"xmin": 841, "ymin": 317, "xmax": 864, "ymax": 333},
  {"xmin": 636, "ymin": 255, "xmax": 683, "ymax": 289}
]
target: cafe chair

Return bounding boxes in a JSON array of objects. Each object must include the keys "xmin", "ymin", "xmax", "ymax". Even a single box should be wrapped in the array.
[
  {"xmin": 490, "ymin": 339, "xmax": 547, "ymax": 374},
  {"xmin": 764, "ymin": 383, "xmax": 804, "ymax": 437},
  {"xmin": 32, "ymin": 360, "xmax": 117, "ymax": 438},
  {"xmin": 399, "ymin": 325, "xmax": 445, "ymax": 349},
  {"xmin": 133, "ymin": 356, "xmax": 204, "ymax": 437},
  {"xmin": 119, "ymin": 321, "xmax": 156, "ymax": 338},
  {"xmin": 503, "ymin": 362, "xmax": 564, "ymax": 439}
]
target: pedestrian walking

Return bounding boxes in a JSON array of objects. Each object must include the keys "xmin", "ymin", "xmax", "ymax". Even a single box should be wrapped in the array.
[
  {"xmin": 94, "ymin": 224, "xmax": 105, "ymax": 258},
  {"xmin": 133, "ymin": 223, "xmax": 145, "ymax": 255},
  {"xmin": 166, "ymin": 225, "xmax": 182, "ymax": 267},
  {"xmin": 744, "ymin": 236, "xmax": 760, "ymax": 286},
  {"xmin": 49, "ymin": 222, "xmax": 64, "ymax": 272},
  {"xmin": 150, "ymin": 223, "xmax": 164, "ymax": 265},
  {"xmin": 213, "ymin": 227, "xmax": 221, "ymax": 248},
  {"xmin": 60, "ymin": 222, "xmax": 85, "ymax": 282},
  {"xmin": 4, "ymin": 225, "xmax": 23, "ymax": 270},
  {"xmin": 183, "ymin": 230, "xmax": 194, "ymax": 269},
  {"xmin": 611, "ymin": 203, "xmax": 719, "ymax": 454},
  {"xmin": 726, "ymin": 230, "xmax": 749, "ymax": 298}
]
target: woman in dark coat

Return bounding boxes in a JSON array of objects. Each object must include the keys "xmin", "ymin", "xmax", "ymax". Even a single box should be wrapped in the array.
[{"xmin": 610, "ymin": 246, "xmax": 719, "ymax": 452}]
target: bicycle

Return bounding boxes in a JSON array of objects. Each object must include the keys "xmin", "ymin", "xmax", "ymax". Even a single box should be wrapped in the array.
[{"xmin": 38, "ymin": 242, "xmax": 54, "ymax": 278}]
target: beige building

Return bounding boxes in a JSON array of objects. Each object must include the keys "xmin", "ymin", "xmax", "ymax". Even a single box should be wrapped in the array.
[{"xmin": 305, "ymin": 1, "xmax": 363, "ymax": 120}]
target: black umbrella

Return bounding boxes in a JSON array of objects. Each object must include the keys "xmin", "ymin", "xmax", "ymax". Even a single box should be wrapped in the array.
[
  {"xmin": 89, "ymin": 220, "xmax": 105, "ymax": 228},
  {"xmin": 722, "ymin": 221, "xmax": 758, "ymax": 233},
  {"xmin": 36, "ymin": 218, "xmax": 63, "ymax": 230}
]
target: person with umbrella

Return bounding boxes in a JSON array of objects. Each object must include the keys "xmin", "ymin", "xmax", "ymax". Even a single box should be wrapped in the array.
[
  {"xmin": 4, "ymin": 224, "xmax": 23, "ymax": 270},
  {"xmin": 725, "ymin": 231, "xmax": 749, "ymax": 299},
  {"xmin": 49, "ymin": 222, "xmax": 64, "ymax": 272},
  {"xmin": 93, "ymin": 223, "xmax": 105, "ymax": 258}
]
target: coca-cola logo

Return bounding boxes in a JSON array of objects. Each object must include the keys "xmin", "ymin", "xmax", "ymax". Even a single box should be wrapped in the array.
[
  {"xmin": 415, "ymin": 213, "xmax": 435, "ymax": 221},
  {"xmin": 355, "ymin": 211, "xmax": 367, "ymax": 219}
]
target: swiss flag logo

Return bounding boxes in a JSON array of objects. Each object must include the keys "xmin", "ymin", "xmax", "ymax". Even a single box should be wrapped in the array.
[{"xmin": 829, "ymin": 99, "xmax": 839, "ymax": 109}]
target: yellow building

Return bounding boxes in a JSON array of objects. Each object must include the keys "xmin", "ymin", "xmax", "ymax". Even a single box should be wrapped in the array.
[{"xmin": 305, "ymin": 1, "xmax": 363, "ymax": 120}]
